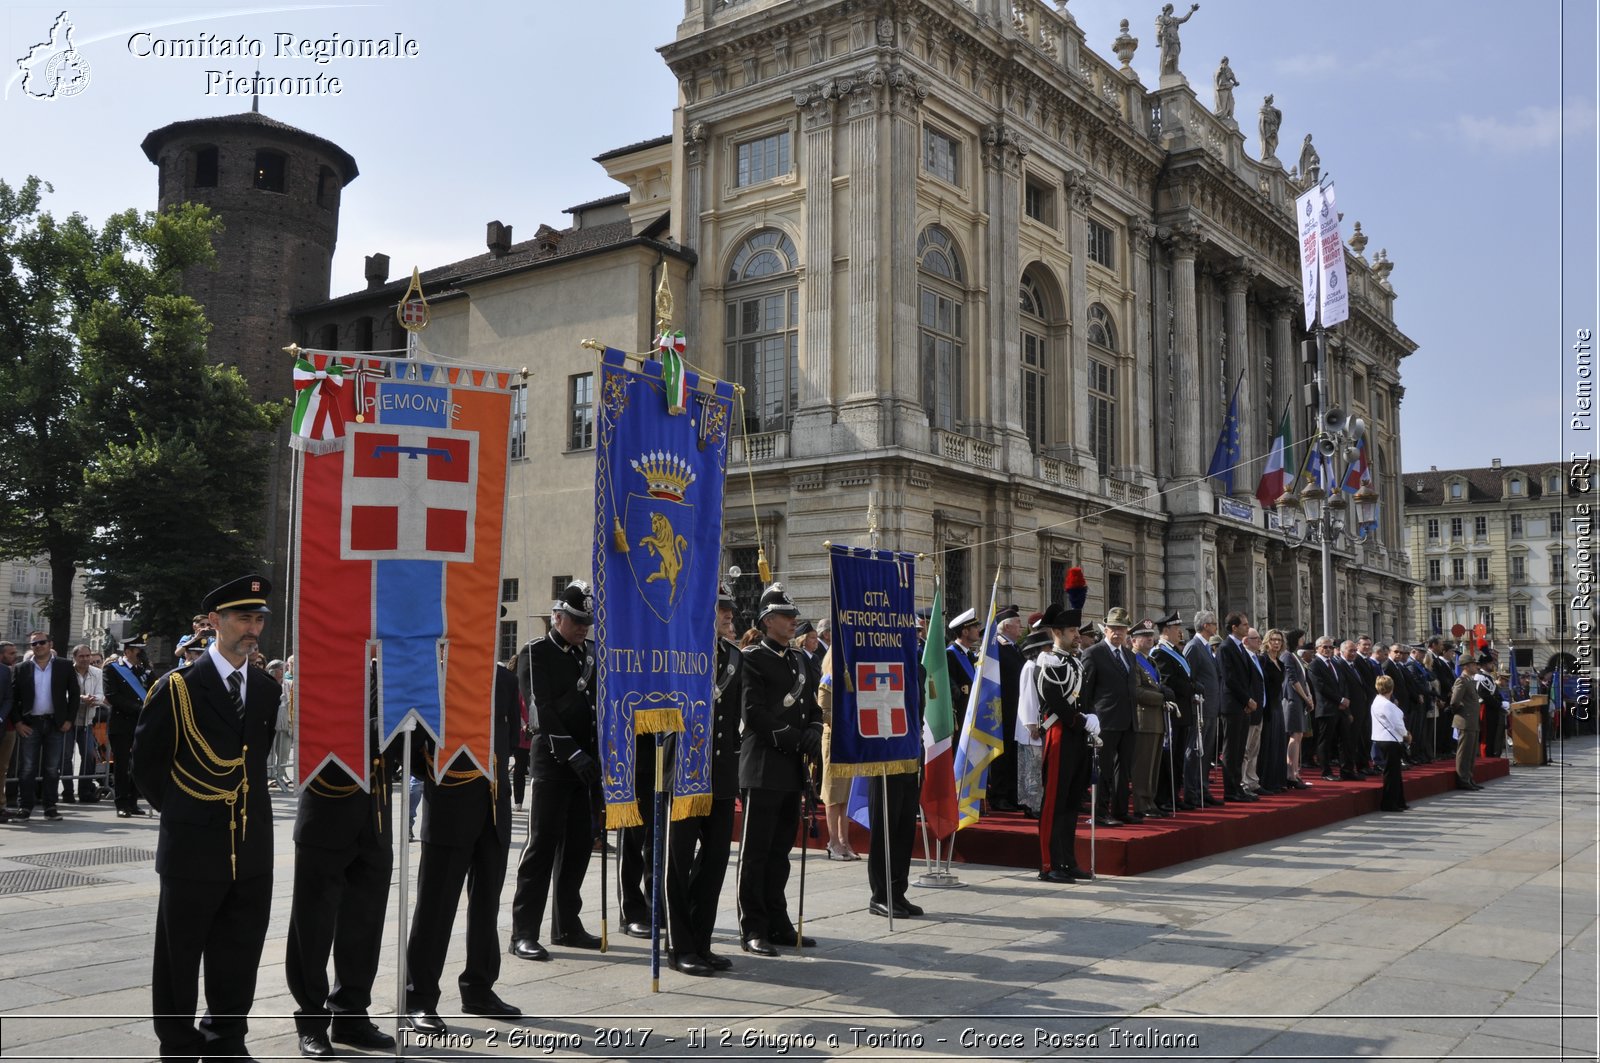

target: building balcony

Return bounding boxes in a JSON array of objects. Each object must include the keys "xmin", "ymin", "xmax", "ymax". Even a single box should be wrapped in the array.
[
  {"xmin": 728, "ymin": 431, "xmax": 788, "ymax": 465},
  {"xmin": 1037, "ymin": 455, "xmax": 1087, "ymax": 490},
  {"xmin": 1472, "ymin": 577, "xmax": 1494, "ymax": 590},
  {"xmin": 933, "ymin": 429, "xmax": 999, "ymax": 471}
]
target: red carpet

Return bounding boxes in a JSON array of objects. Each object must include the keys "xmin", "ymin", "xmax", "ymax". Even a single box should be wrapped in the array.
[{"xmin": 774, "ymin": 756, "xmax": 1512, "ymax": 878}]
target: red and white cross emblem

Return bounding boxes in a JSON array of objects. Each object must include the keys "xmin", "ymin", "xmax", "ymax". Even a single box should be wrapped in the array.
[
  {"xmin": 855, "ymin": 662, "xmax": 909, "ymax": 739},
  {"xmin": 340, "ymin": 424, "xmax": 478, "ymax": 562}
]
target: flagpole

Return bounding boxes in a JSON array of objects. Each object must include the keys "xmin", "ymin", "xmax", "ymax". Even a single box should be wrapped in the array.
[{"xmin": 393, "ymin": 717, "xmax": 414, "ymax": 1058}]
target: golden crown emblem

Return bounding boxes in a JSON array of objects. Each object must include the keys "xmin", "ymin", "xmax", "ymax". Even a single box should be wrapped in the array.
[{"xmin": 631, "ymin": 451, "xmax": 696, "ymax": 502}]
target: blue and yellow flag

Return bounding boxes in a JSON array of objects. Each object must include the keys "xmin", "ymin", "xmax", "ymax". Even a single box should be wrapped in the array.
[
  {"xmin": 953, "ymin": 573, "xmax": 1005, "ymax": 829},
  {"xmin": 593, "ymin": 347, "xmax": 734, "ymax": 827}
]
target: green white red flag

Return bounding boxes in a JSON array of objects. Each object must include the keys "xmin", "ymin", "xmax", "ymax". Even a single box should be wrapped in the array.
[
  {"xmin": 290, "ymin": 356, "xmax": 351, "ymax": 454},
  {"xmin": 1256, "ymin": 403, "xmax": 1294, "ymax": 507},
  {"xmin": 919, "ymin": 580, "xmax": 959, "ymax": 840}
]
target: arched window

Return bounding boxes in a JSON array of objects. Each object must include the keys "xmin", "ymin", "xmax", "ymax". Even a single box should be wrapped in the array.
[
  {"xmin": 1020, "ymin": 267, "xmax": 1063, "ymax": 452},
  {"xmin": 191, "ymin": 146, "xmax": 218, "ymax": 189},
  {"xmin": 1086, "ymin": 302, "xmax": 1118, "ymax": 476},
  {"xmin": 918, "ymin": 226, "xmax": 965, "ymax": 432},
  {"xmin": 724, "ymin": 229, "xmax": 799, "ymax": 434},
  {"xmin": 254, "ymin": 149, "xmax": 287, "ymax": 193}
]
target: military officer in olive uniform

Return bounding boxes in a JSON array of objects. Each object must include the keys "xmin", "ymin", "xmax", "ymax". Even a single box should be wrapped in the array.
[
  {"xmin": 737, "ymin": 583, "xmax": 823, "ymax": 957},
  {"xmin": 404, "ymin": 661, "xmax": 522, "ymax": 1035},
  {"xmin": 132, "ymin": 575, "xmax": 280, "ymax": 1063},
  {"xmin": 103, "ymin": 636, "xmax": 152, "ymax": 818},
  {"xmin": 664, "ymin": 581, "xmax": 743, "ymax": 976},
  {"xmin": 510, "ymin": 580, "xmax": 602, "ymax": 960},
  {"xmin": 284, "ymin": 662, "xmax": 398, "ymax": 1058}
]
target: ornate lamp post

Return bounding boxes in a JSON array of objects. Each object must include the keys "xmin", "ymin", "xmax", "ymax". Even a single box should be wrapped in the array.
[{"xmin": 1273, "ymin": 406, "xmax": 1375, "ymax": 636}]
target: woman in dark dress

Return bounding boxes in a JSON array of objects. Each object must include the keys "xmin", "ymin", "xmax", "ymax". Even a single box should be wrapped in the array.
[{"xmin": 1256, "ymin": 629, "xmax": 1289, "ymax": 793}]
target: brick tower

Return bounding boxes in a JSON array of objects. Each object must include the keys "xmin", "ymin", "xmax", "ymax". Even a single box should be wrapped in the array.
[{"xmin": 141, "ymin": 110, "xmax": 358, "ymax": 646}]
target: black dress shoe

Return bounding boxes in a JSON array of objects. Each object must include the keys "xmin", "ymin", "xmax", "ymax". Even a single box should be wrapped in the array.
[
  {"xmin": 1093, "ymin": 816, "xmax": 1124, "ymax": 827},
  {"xmin": 768, "ymin": 929, "xmax": 816, "ymax": 948},
  {"xmin": 405, "ymin": 1009, "xmax": 447, "ymax": 1035},
  {"xmin": 330, "ymin": 1021, "xmax": 395, "ymax": 1049},
  {"xmin": 297, "ymin": 1033, "xmax": 334, "ymax": 1059},
  {"xmin": 462, "ymin": 991, "xmax": 521, "ymax": 1018},
  {"xmin": 622, "ymin": 920, "xmax": 651, "ymax": 939},
  {"xmin": 1321, "ymin": 772, "xmax": 1338, "ymax": 781},
  {"xmin": 703, "ymin": 950, "xmax": 733, "ymax": 971},
  {"xmin": 508, "ymin": 938, "xmax": 549, "ymax": 961},
  {"xmin": 896, "ymin": 898, "xmax": 924, "ymax": 916},
  {"xmin": 1067, "ymin": 866, "xmax": 1095, "ymax": 881},
  {"xmin": 669, "ymin": 951, "xmax": 714, "ymax": 977},
  {"xmin": 116, "ymin": 809, "xmax": 133, "ymax": 818},
  {"xmin": 1125, "ymin": 812, "xmax": 1147, "ymax": 824},
  {"xmin": 868, "ymin": 899, "xmax": 916, "ymax": 917},
  {"xmin": 553, "ymin": 928, "xmax": 602, "ymax": 950},
  {"xmin": 1039, "ymin": 868, "xmax": 1076, "ymax": 883},
  {"xmin": 742, "ymin": 936, "xmax": 779, "ymax": 957}
]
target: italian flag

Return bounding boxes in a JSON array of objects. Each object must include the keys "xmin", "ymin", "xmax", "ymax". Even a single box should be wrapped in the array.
[
  {"xmin": 290, "ymin": 357, "xmax": 352, "ymax": 454},
  {"xmin": 657, "ymin": 330, "xmax": 688, "ymax": 415},
  {"xmin": 919, "ymin": 581, "xmax": 959, "ymax": 840},
  {"xmin": 1256, "ymin": 404, "xmax": 1294, "ymax": 508}
]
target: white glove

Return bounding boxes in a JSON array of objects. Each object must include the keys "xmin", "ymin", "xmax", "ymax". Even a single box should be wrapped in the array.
[
  {"xmin": 1084, "ymin": 713, "xmax": 1102, "ymax": 738},
  {"xmin": 1165, "ymin": 701, "xmax": 1179, "ymax": 715}
]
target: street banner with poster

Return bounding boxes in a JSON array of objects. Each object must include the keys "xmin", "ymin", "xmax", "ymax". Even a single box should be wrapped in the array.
[{"xmin": 1317, "ymin": 181, "xmax": 1349, "ymax": 327}]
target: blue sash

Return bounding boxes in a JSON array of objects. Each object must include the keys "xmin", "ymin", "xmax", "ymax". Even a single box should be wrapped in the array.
[
  {"xmin": 107, "ymin": 660, "xmax": 147, "ymax": 703},
  {"xmin": 1158, "ymin": 642, "xmax": 1191, "ymax": 676},
  {"xmin": 947, "ymin": 642, "xmax": 976, "ymax": 684}
]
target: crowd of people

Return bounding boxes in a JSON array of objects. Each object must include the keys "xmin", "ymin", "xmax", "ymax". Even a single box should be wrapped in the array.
[{"xmin": 0, "ymin": 571, "xmax": 1560, "ymax": 1062}]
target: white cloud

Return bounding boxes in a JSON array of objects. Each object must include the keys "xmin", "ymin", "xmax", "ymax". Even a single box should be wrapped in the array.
[{"xmin": 1452, "ymin": 98, "xmax": 1598, "ymax": 152}]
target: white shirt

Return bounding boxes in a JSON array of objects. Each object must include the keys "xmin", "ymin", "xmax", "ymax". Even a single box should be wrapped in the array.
[
  {"xmin": 1371, "ymin": 694, "xmax": 1406, "ymax": 745},
  {"xmin": 29, "ymin": 655, "xmax": 54, "ymax": 716},
  {"xmin": 207, "ymin": 642, "xmax": 248, "ymax": 715},
  {"xmin": 74, "ymin": 665, "xmax": 103, "ymax": 727}
]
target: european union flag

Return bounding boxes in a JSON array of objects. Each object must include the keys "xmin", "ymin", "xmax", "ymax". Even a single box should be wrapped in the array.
[{"xmin": 1208, "ymin": 372, "xmax": 1244, "ymax": 494}]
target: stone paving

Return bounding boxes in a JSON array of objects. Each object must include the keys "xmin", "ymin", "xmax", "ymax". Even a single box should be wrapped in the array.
[{"xmin": 0, "ymin": 737, "xmax": 1594, "ymax": 1062}]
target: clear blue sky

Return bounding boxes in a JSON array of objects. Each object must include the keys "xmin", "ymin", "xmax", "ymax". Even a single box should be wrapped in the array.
[{"xmin": 4, "ymin": 0, "xmax": 1594, "ymax": 474}]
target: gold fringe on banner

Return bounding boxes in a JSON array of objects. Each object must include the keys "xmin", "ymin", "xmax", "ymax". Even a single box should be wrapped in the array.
[
  {"xmin": 671, "ymin": 793, "xmax": 714, "ymax": 821},
  {"xmin": 633, "ymin": 708, "xmax": 685, "ymax": 734},
  {"xmin": 826, "ymin": 758, "xmax": 922, "ymax": 780},
  {"xmin": 606, "ymin": 800, "xmax": 643, "ymax": 830}
]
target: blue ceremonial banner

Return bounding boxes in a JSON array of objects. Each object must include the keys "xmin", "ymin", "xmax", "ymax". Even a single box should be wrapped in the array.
[
  {"xmin": 593, "ymin": 347, "xmax": 734, "ymax": 828},
  {"xmin": 826, "ymin": 545, "xmax": 921, "ymax": 778}
]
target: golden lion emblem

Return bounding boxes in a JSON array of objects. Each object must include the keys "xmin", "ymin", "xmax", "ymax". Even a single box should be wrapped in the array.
[{"xmin": 639, "ymin": 511, "xmax": 689, "ymax": 605}]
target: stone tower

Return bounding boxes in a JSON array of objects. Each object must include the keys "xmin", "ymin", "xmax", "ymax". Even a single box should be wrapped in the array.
[
  {"xmin": 141, "ymin": 111, "xmax": 358, "ymax": 644},
  {"xmin": 141, "ymin": 110, "xmax": 358, "ymax": 402}
]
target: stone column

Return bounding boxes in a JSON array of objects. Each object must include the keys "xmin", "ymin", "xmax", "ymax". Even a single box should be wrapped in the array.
[
  {"xmin": 1065, "ymin": 171, "xmax": 1095, "ymax": 468},
  {"xmin": 982, "ymin": 123, "xmax": 1030, "ymax": 471},
  {"xmin": 1129, "ymin": 217, "xmax": 1157, "ymax": 476},
  {"xmin": 845, "ymin": 70, "xmax": 884, "ymax": 403},
  {"xmin": 1166, "ymin": 224, "xmax": 1201, "ymax": 478},
  {"xmin": 886, "ymin": 67, "xmax": 926, "ymax": 447},
  {"xmin": 1268, "ymin": 295, "xmax": 1296, "ymax": 443},
  {"xmin": 681, "ymin": 121, "xmax": 707, "ymax": 343},
  {"xmin": 792, "ymin": 83, "xmax": 837, "ymax": 443},
  {"xmin": 1222, "ymin": 267, "xmax": 1254, "ymax": 496}
]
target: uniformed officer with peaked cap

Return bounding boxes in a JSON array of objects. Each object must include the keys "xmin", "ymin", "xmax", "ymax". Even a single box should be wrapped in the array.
[
  {"xmin": 510, "ymin": 579, "xmax": 602, "ymax": 961},
  {"xmin": 737, "ymin": 582, "xmax": 822, "ymax": 956},
  {"xmin": 664, "ymin": 580, "xmax": 744, "ymax": 976},
  {"xmin": 132, "ymin": 574, "xmax": 280, "ymax": 1063}
]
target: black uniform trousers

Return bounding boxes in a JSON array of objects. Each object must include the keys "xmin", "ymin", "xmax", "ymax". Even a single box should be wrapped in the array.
[
  {"xmin": 1039, "ymin": 725, "xmax": 1090, "ymax": 872},
  {"xmin": 510, "ymin": 772, "xmax": 593, "ymax": 941},
  {"xmin": 737, "ymin": 787, "xmax": 800, "ymax": 941},
  {"xmin": 405, "ymin": 826, "xmax": 508, "ymax": 1011},
  {"xmin": 620, "ymin": 735, "xmax": 658, "ymax": 927},
  {"xmin": 1093, "ymin": 727, "xmax": 1134, "ymax": 820},
  {"xmin": 285, "ymin": 832, "xmax": 392, "ymax": 1036},
  {"xmin": 152, "ymin": 871, "xmax": 272, "ymax": 1062},
  {"xmin": 867, "ymin": 772, "xmax": 918, "ymax": 905},
  {"xmin": 109, "ymin": 726, "xmax": 138, "ymax": 812},
  {"xmin": 665, "ymin": 796, "xmax": 735, "ymax": 958}
]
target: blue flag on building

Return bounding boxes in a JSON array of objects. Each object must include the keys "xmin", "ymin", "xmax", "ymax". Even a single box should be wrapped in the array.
[
  {"xmin": 1207, "ymin": 372, "xmax": 1244, "ymax": 494},
  {"xmin": 593, "ymin": 346, "xmax": 734, "ymax": 828},
  {"xmin": 827, "ymin": 545, "xmax": 922, "ymax": 780},
  {"xmin": 953, "ymin": 573, "xmax": 1005, "ymax": 830}
]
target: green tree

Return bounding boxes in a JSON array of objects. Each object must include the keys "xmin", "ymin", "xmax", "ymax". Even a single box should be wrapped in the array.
[{"xmin": 0, "ymin": 177, "xmax": 285, "ymax": 644}]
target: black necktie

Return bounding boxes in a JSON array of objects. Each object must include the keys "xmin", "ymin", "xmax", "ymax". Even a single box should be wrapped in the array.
[{"xmin": 227, "ymin": 671, "xmax": 244, "ymax": 719}]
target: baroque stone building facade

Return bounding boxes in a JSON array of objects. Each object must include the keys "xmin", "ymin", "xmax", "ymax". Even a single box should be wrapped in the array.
[
  {"xmin": 659, "ymin": 0, "xmax": 1417, "ymax": 631},
  {"xmin": 1404, "ymin": 460, "xmax": 1578, "ymax": 673}
]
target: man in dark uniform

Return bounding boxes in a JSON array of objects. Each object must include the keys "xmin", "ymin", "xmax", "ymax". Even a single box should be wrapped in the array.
[
  {"xmin": 944, "ymin": 609, "xmax": 980, "ymax": 730},
  {"xmin": 1152, "ymin": 612, "xmax": 1197, "ymax": 810},
  {"xmin": 988, "ymin": 606, "xmax": 1024, "ymax": 812},
  {"xmin": 618, "ymin": 728, "xmax": 658, "ymax": 939},
  {"xmin": 664, "ymin": 581, "xmax": 743, "ymax": 977},
  {"xmin": 1022, "ymin": 603, "xmax": 1097, "ymax": 882},
  {"xmin": 404, "ymin": 661, "xmax": 522, "ymax": 1035},
  {"xmin": 104, "ymin": 637, "xmax": 153, "ymax": 818},
  {"xmin": 132, "ymin": 575, "xmax": 280, "ymax": 1063},
  {"xmin": 510, "ymin": 580, "xmax": 602, "ymax": 960},
  {"xmin": 737, "ymin": 582, "xmax": 822, "ymax": 957},
  {"xmin": 285, "ymin": 662, "xmax": 398, "ymax": 1058}
]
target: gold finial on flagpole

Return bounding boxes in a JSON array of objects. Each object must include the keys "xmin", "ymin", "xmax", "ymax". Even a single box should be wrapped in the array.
[
  {"xmin": 283, "ymin": 342, "xmax": 302, "ymax": 357},
  {"xmin": 654, "ymin": 266, "xmax": 674, "ymax": 339}
]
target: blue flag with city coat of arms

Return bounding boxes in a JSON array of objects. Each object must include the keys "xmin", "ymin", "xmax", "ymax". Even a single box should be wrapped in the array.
[{"xmin": 592, "ymin": 346, "xmax": 734, "ymax": 828}]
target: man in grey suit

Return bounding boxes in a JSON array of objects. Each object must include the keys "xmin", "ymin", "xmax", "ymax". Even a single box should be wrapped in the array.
[{"xmin": 1183, "ymin": 611, "xmax": 1222, "ymax": 806}]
